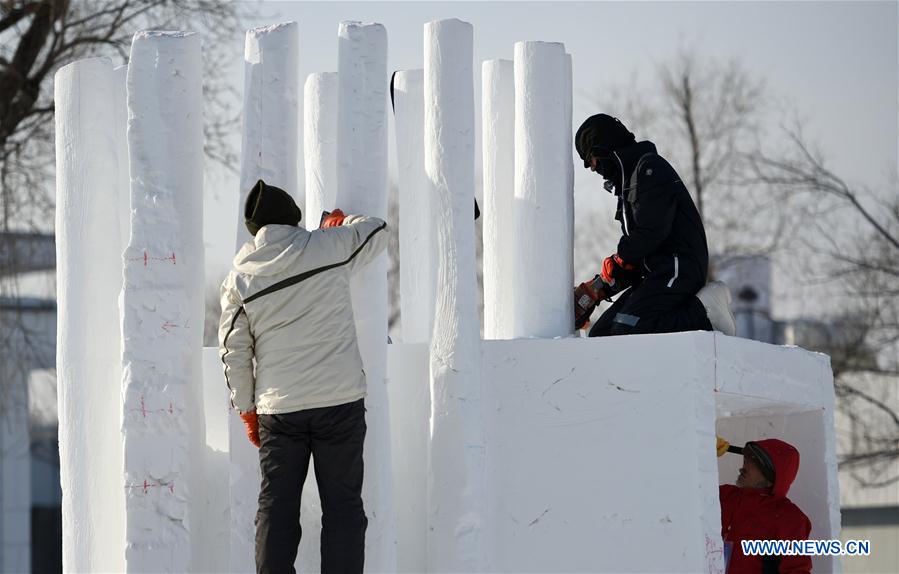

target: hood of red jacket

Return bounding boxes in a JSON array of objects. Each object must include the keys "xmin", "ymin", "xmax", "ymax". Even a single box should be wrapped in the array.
[{"xmin": 754, "ymin": 438, "xmax": 800, "ymax": 498}]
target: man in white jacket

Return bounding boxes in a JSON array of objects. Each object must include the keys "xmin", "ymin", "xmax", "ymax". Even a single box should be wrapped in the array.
[{"xmin": 219, "ymin": 179, "xmax": 388, "ymax": 574}]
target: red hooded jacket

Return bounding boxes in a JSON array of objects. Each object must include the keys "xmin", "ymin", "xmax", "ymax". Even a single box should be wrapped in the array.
[{"xmin": 719, "ymin": 439, "xmax": 813, "ymax": 574}]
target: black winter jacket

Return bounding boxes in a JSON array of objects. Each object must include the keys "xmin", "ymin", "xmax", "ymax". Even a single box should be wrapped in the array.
[{"xmin": 612, "ymin": 141, "xmax": 709, "ymax": 282}]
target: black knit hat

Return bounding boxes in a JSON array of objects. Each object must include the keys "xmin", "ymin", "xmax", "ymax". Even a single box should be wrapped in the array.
[
  {"xmin": 244, "ymin": 179, "xmax": 302, "ymax": 236},
  {"xmin": 575, "ymin": 114, "xmax": 636, "ymax": 166}
]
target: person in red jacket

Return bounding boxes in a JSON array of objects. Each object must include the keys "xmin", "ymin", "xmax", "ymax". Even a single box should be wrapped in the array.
[{"xmin": 716, "ymin": 437, "xmax": 813, "ymax": 573}]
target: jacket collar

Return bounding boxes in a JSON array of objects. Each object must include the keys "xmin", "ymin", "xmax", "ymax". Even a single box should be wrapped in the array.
[{"xmin": 615, "ymin": 140, "xmax": 657, "ymax": 183}]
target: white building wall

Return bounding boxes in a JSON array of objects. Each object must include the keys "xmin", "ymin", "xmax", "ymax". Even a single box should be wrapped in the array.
[{"xmin": 0, "ymin": 375, "xmax": 30, "ymax": 574}]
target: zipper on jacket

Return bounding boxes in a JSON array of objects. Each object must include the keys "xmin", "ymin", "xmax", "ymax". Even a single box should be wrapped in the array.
[
  {"xmin": 221, "ymin": 305, "xmax": 246, "ymax": 409},
  {"xmin": 666, "ymin": 253, "xmax": 679, "ymax": 288},
  {"xmin": 613, "ymin": 150, "xmax": 629, "ymax": 236}
]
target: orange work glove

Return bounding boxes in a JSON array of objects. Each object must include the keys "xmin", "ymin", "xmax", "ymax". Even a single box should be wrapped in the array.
[
  {"xmin": 320, "ymin": 208, "xmax": 346, "ymax": 228},
  {"xmin": 600, "ymin": 253, "xmax": 638, "ymax": 287},
  {"xmin": 240, "ymin": 410, "xmax": 260, "ymax": 448}
]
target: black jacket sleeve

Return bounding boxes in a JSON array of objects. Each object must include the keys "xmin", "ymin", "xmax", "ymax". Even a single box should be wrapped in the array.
[{"xmin": 616, "ymin": 156, "xmax": 678, "ymax": 262}]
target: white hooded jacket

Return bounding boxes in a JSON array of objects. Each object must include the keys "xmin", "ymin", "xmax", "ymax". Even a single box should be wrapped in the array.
[{"xmin": 218, "ymin": 215, "xmax": 388, "ymax": 414}]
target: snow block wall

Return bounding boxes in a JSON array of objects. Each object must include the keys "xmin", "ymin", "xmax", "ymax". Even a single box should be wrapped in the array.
[
  {"xmin": 121, "ymin": 31, "xmax": 206, "ymax": 572},
  {"xmin": 383, "ymin": 332, "xmax": 840, "ymax": 573},
  {"xmin": 714, "ymin": 335, "xmax": 842, "ymax": 573},
  {"xmin": 54, "ymin": 57, "xmax": 128, "ymax": 573}
]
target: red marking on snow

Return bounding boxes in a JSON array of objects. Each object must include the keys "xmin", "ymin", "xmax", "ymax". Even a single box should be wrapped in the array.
[
  {"xmin": 126, "ymin": 251, "xmax": 179, "ymax": 267},
  {"xmin": 125, "ymin": 480, "xmax": 176, "ymax": 495},
  {"xmin": 127, "ymin": 396, "xmax": 181, "ymax": 418},
  {"xmin": 161, "ymin": 321, "xmax": 178, "ymax": 332}
]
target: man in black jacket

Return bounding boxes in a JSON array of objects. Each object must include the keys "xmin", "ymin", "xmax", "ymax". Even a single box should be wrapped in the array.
[{"xmin": 573, "ymin": 114, "xmax": 735, "ymax": 337}]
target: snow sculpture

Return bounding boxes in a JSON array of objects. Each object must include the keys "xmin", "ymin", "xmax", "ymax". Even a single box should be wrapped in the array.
[
  {"xmin": 393, "ymin": 69, "xmax": 436, "ymax": 343},
  {"xmin": 481, "ymin": 59, "xmax": 516, "ymax": 340},
  {"xmin": 304, "ymin": 72, "xmax": 339, "ymax": 230},
  {"xmin": 121, "ymin": 31, "xmax": 206, "ymax": 572},
  {"xmin": 511, "ymin": 41, "xmax": 574, "ymax": 338},
  {"xmin": 424, "ymin": 18, "xmax": 487, "ymax": 572},
  {"xmin": 54, "ymin": 56, "xmax": 128, "ymax": 573},
  {"xmin": 50, "ymin": 16, "xmax": 843, "ymax": 574},
  {"xmin": 335, "ymin": 20, "xmax": 397, "ymax": 573}
]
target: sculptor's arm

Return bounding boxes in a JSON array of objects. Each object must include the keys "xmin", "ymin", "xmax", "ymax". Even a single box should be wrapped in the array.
[{"xmin": 218, "ymin": 272, "xmax": 255, "ymax": 412}]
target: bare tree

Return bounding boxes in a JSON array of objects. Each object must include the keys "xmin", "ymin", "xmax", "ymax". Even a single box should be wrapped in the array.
[
  {"xmin": 1, "ymin": 0, "xmax": 248, "ymax": 232},
  {"xmin": 1, "ymin": 0, "xmax": 250, "ymax": 412},
  {"xmin": 752, "ymin": 126, "xmax": 899, "ymax": 485},
  {"xmin": 590, "ymin": 50, "xmax": 792, "ymax": 269}
]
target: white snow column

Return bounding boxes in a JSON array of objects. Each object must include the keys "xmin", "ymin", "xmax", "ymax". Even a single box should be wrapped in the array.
[
  {"xmin": 235, "ymin": 22, "xmax": 300, "ymax": 249},
  {"xmin": 481, "ymin": 59, "xmax": 515, "ymax": 340},
  {"xmin": 54, "ymin": 56, "xmax": 127, "ymax": 574},
  {"xmin": 115, "ymin": 64, "xmax": 132, "ymax": 249},
  {"xmin": 511, "ymin": 41, "xmax": 574, "ymax": 338},
  {"xmin": 122, "ymin": 31, "xmax": 206, "ymax": 572},
  {"xmin": 393, "ymin": 69, "xmax": 436, "ymax": 343},
  {"xmin": 303, "ymin": 72, "xmax": 339, "ymax": 230},
  {"xmin": 424, "ymin": 19, "xmax": 486, "ymax": 572},
  {"xmin": 336, "ymin": 20, "xmax": 396, "ymax": 572},
  {"xmin": 228, "ymin": 23, "xmax": 300, "ymax": 571}
]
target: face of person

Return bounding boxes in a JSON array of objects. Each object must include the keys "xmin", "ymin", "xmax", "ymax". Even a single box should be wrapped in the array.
[{"xmin": 736, "ymin": 455, "xmax": 772, "ymax": 489}]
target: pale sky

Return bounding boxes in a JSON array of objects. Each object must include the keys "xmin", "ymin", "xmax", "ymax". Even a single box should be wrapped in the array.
[{"xmin": 203, "ymin": 1, "xmax": 896, "ymax": 321}]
